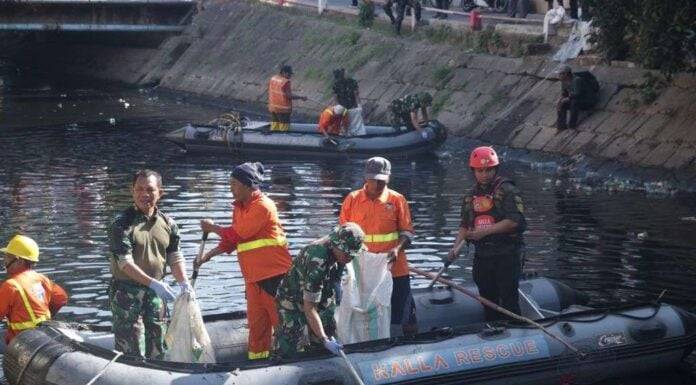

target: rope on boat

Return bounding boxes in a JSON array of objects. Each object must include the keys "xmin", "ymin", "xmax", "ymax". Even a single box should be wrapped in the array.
[
  {"xmin": 84, "ymin": 350, "xmax": 124, "ymax": 385},
  {"xmin": 207, "ymin": 111, "xmax": 246, "ymax": 154}
]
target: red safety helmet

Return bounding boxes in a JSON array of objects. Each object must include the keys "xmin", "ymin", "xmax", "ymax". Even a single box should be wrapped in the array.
[{"xmin": 469, "ymin": 146, "xmax": 500, "ymax": 168}]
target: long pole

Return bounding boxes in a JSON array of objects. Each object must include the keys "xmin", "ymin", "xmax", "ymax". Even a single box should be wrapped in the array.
[
  {"xmin": 409, "ymin": 267, "xmax": 585, "ymax": 357},
  {"xmin": 191, "ymin": 232, "xmax": 208, "ymax": 288},
  {"xmin": 339, "ymin": 350, "xmax": 366, "ymax": 385},
  {"xmin": 429, "ymin": 240, "xmax": 468, "ymax": 289}
]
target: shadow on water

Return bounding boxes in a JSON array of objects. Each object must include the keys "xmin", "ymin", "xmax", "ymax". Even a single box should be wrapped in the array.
[{"xmin": 1, "ymin": 78, "xmax": 696, "ymax": 383}]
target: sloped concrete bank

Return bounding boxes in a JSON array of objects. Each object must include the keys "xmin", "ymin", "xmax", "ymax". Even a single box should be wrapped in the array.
[{"xmin": 26, "ymin": 0, "xmax": 696, "ymax": 173}]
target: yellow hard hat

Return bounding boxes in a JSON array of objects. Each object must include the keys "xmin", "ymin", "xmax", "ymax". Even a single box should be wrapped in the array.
[{"xmin": 1, "ymin": 235, "xmax": 40, "ymax": 262}]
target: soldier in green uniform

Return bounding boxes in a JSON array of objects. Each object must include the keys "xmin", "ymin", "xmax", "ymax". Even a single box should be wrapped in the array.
[
  {"xmin": 447, "ymin": 147, "xmax": 526, "ymax": 322},
  {"xmin": 332, "ymin": 68, "xmax": 359, "ymax": 110},
  {"xmin": 389, "ymin": 92, "xmax": 432, "ymax": 135},
  {"xmin": 109, "ymin": 169, "xmax": 191, "ymax": 359},
  {"xmin": 274, "ymin": 222, "xmax": 365, "ymax": 358}
]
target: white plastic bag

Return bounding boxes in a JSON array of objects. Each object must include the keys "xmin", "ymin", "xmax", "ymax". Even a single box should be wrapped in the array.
[
  {"xmin": 347, "ymin": 106, "xmax": 366, "ymax": 136},
  {"xmin": 336, "ymin": 252, "xmax": 392, "ymax": 344},
  {"xmin": 164, "ymin": 292, "xmax": 216, "ymax": 363}
]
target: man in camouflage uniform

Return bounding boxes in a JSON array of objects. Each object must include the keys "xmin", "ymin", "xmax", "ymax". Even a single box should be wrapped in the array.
[
  {"xmin": 331, "ymin": 68, "xmax": 359, "ymax": 110},
  {"xmin": 447, "ymin": 147, "xmax": 526, "ymax": 322},
  {"xmin": 383, "ymin": 0, "xmax": 422, "ymax": 35},
  {"xmin": 274, "ymin": 223, "xmax": 366, "ymax": 358},
  {"xmin": 109, "ymin": 169, "xmax": 191, "ymax": 359},
  {"xmin": 389, "ymin": 92, "xmax": 432, "ymax": 134}
]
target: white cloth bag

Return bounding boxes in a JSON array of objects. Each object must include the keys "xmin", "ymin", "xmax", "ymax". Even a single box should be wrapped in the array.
[
  {"xmin": 164, "ymin": 292, "xmax": 216, "ymax": 363},
  {"xmin": 336, "ymin": 252, "xmax": 393, "ymax": 344},
  {"xmin": 347, "ymin": 106, "xmax": 366, "ymax": 136}
]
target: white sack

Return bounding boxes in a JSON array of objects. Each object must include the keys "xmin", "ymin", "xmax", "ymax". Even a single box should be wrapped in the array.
[
  {"xmin": 336, "ymin": 252, "xmax": 392, "ymax": 344},
  {"xmin": 347, "ymin": 106, "xmax": 366, "ymax": 136},
  {"xmin": 164, "ymin": 292, "xmax": 216, "ymax": 363}
]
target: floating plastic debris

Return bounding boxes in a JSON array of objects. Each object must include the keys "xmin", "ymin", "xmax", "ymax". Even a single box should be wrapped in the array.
[{"xmin": 108, "ymin": 118, "xmax": 116, "ymax": 125}]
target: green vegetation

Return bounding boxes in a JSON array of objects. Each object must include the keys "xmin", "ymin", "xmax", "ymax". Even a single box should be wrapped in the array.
[
  {"xmin": 432, "ymin": 65, "xmax": 453, "ymax": 89},
  {"xmin": 358, "ymin": 1, "xmax": 375, "ymax": 28},
  {"xmin": 431, "ymin": 89, "xmax": 453, "ymax": 115},
  {"xmin": 584, "ymin": 0, "xmax": 695, "ymax": 76},
  {"xmin": 638, "ymin": 72, "xmax": 667, "ymax": 104},
  {"xmin": 621, "ymin": 72, "xmax": 669, "ymax": 109}
]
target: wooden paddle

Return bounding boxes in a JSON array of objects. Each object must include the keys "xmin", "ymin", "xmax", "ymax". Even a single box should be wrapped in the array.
[{"xmin": 410, "ymin": 266, "xmax": 585, "ymax": 357}]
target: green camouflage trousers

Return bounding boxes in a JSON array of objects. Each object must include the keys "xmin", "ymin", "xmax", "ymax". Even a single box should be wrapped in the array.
[
  {"xmin": 109, "ymin": 279, "xmax": 167, "ymax": 359},
  {"xmin": 273, "ymin": 305, "xmax": 336, "ymax": 359}
]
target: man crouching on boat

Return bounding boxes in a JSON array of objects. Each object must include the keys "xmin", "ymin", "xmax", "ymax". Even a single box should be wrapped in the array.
[
  {"xmin": 273, "ymin": 223, "xmax": 366, "ymax": 358},
  {"xmin": 318, "ymin": 104, "xmax": 349, "ymax": 141}
]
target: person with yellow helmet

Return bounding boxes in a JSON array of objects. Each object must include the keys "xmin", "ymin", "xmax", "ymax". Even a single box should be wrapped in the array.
[
  {"xmin": 0, "ymin": 234, "xmax": 68, "ymax": 344},
  {"xmin": 447, "ymin": 146, "xmax": 527, "ymax": 321}
]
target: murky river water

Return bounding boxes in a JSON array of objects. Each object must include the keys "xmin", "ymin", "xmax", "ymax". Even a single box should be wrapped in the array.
[{"xmin": 1, "ymin": 76, "xmax": 696, "ymax": 384}]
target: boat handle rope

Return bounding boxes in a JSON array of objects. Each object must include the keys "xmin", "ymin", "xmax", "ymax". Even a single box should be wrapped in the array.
[
  {"xmin": 85, "ymin": 350, "xmax": 124, "ymax": 385},
  {"xmin": 409, "ymin": 267, "xmax": 586, "ymax": 358}
]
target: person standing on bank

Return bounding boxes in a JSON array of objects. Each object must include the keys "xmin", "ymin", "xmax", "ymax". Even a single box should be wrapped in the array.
[
  {"xmin": 109, "ymin": 169, "xmax": 191, "ymax": 359},
  {"xmin": 274, "ymin": 223, "xmax": 366, "ymax": 358},
  {"xmin": 339, "ymin": 157, "xmax": 418, "ymax": 336},
  {"xmin": 447, "ymin": 147, "xmax": 526, "ymax": 322},
  {"xmin": 196, "ymin": 162, "xmax": 292, "ymax": 360},
  {"xmin": 268, "ymin": 64, "xmax": 307, "ymax": 132},
  {"xmin": 0, "ymin": 234, "xmax": 68, "ymax": 344}
]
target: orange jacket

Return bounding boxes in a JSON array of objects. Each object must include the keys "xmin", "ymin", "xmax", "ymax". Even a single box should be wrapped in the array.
[
  {"xmin": 268, "ymin": 75, "xmax": 292, "ymax": 114},
  {"xmin": 339, "ymin": 187, "xmax": 415, "ymax": 277},
  {"xmin": 218, "ymin": 191, "xmax": 292, "ymax": 283},
  {"xmin": 0, "ymin": 269, "xmax": 68, "ymax": 343},
  {"xmin": 318, "ymin": 107, "xmax": 348, "ymax": 136}
]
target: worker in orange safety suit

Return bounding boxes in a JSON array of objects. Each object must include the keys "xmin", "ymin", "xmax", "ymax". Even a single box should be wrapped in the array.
[
  {"xmin": 268, "ymin": 65, "xmax": 307, "ymax": 131},
  {"xmin": 318, "ymin": 104, "xmax": 349, "ymax": 138},
  {"xmin": 339, "ymin": 156, "xmax": 418, "ymax": 337},
  {"xmin": 0, "ymin": 234, "xmax": 68, "ymax": 344},
  {"xmin": 195, "ymin": 162, "xmax": 292, "ymax": 360}
]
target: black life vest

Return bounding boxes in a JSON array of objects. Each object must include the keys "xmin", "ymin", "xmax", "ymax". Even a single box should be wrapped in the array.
[{"xmin": 467, "ymin": 177, "xmax": 523, "ymax": 245}]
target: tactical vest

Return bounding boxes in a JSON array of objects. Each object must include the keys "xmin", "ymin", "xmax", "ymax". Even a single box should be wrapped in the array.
[{"xmin": 468, "ymin": 177, "xmax": 523, "ymax": 247}]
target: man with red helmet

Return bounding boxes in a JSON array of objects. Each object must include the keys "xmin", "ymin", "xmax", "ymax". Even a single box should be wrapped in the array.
[{"xmin": 447, "ymin": 146, "xmax": 526, "ymax": 321}]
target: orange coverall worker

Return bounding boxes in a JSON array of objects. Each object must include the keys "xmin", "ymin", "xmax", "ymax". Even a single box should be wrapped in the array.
[
  {"xmin": 217, "ymin": 190, "xmax": 292, "ymax": 359},
  {"xmin": 339, "ymin": 186, "xmax": 417, "ymax": 331},
  {"xmin": 0, "ymin": 268, "xmax": 68, "ymax": 343},
  {"xmin": 318, "ymin": 107, "xmax": 349, "ymax": 136},
  {"xmin": 268, "ymin": 74, "xmax": 292, "ymax": 131}
]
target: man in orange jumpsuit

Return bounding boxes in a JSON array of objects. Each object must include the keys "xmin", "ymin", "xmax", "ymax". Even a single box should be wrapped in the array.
[
  {"xmin": 0, "ymin": 234, "xmax": 68, "ymax": 344},
  {"xmin": 268, "ymin": 65, "xmax": 307, "ymax": 131},
  {"xmin": 339, "ymin": 157, "xmax": 418, "ymax": 336},
  {"xmin": 196, "ymin": 162, "xmax": 292, "ymax": 359},
  {"xmin": 318, "ymin": 104, "xmax": 349, "ymax": 138}
]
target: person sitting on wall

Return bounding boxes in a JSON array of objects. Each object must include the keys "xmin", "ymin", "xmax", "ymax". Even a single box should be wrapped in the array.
[
  {"xmin": 318, "ymin": 104, "xmax": 349, "ymax": 141},
  {"xmin": 389, "ymin": 92, "xmax": 432, "ymax": 138},
  {"xmin": 555, "ymin": 65, "xmax": 600, "ymax": 130}
]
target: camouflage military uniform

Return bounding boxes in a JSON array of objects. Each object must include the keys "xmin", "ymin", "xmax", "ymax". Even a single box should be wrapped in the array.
[
  {"xmin": 109, "ymin": 279, "xmax": 166, "ymax": 358},
  {"xmin": 108, "ymin": 206, "xmax": 183, "ymax": 359},
  {"xmin": 332, "ymin": 76, "xmax": 359, "ymax": 110},
  {"xmin": 460, "ymin": 177, "xmax": 526, "ymax": 321},
  {"xmin": 389, "ymin": 93, "xmax": 423, "ymax": 131},
  {"xmin": 274, "ymin": 224, "xmax": 365, "ymax": 358}
]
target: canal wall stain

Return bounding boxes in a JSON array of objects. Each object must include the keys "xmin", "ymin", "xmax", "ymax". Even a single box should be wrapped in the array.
[{"xmin": 28, "ymin": 0, "xmax": 696, "ymax": 171}]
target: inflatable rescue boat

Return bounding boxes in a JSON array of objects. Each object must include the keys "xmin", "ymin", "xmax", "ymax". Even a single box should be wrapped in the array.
[
  {"xmin": 164, "ymin": 120, "xmax": 448, "ymax": 158},
  {"xmin": 4, "ymin": 278, "xmax": 696, "ymax": 385}
]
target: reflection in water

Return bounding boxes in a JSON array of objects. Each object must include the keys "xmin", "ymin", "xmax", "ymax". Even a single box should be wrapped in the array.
[{"xmin": 0, "ymin": 86, "xmax": 695, "ymax": 382}]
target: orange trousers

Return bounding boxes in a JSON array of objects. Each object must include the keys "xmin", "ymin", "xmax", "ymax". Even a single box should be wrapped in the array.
[{"xmin": 246, "ymin": 282, "xmax": 279, "ymax": 359}]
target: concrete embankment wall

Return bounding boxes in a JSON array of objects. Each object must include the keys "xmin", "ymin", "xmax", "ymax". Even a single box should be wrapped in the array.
[{"xmin": 32, "ymin": 0, "xmax": 696, "ymax": 171}]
